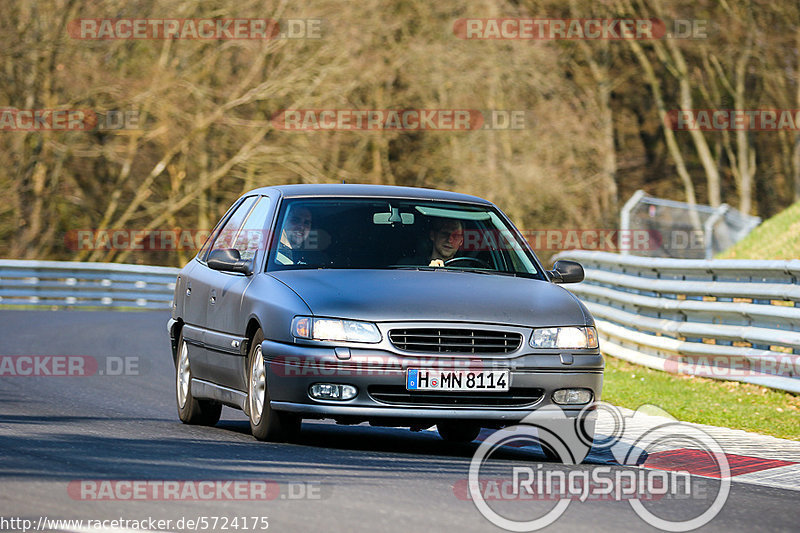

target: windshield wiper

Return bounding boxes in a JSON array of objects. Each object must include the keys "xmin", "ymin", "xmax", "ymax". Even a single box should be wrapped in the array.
[
  {"xmin": 385, "ymin": 265, "xmax": 444, "ymax": 272},
  {"xmin": 385, "ymin": 265, "xmax": 539, "ymax": 278},
  {"xmin": 458, "ymin": 269, "xmax": 520, "ymax": 277}
]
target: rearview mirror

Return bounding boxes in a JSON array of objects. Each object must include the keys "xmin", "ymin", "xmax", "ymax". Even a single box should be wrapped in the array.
[
  {"xmin": 373, "ymin": 207, "xmax": 414, "ymax": 225},
  {"xmin": 207, "ymin": 249, "xmax": 252, "ymax": 275},
  {"xmin": 548, "ymin": 260, "xmax": 584, "ymax": 284}
]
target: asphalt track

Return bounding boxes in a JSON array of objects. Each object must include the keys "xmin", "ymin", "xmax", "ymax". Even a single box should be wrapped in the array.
[{"xmin": 0, "ymin": 310, "xmax": 797, "ymax": 532}]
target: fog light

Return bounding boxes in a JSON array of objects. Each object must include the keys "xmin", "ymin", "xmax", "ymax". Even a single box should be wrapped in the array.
[
  {"xmin": 309, "ymin": 383, "xmax": 357, "ymax": 401},
  {"xmin": 552, "ymin": 388, "xmax": 592, "ymax": 405}
]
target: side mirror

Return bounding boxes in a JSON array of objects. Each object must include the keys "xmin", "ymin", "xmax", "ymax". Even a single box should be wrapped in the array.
[
  {"xmin": 548, "ymin": 260, "xmax": 584, "ymax": 284},
  {"xmin": 207, "ymin": 249, "xmax": 252, "ymax": 275}
]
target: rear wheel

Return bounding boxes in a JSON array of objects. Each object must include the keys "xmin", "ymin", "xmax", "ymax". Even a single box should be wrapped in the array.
[
  {"xmin": 437, "ymin": 421, "xmax": 481, "ymax": 443},
  {"xmin": 176, "ymin": 332, "xmax": 222, "ymax": 426},
  {"xmin": 247, "ymin": 328, "xmax": 300, "ymax": 441}
]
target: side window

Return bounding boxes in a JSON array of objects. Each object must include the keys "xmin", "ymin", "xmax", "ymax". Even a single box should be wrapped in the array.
[
  {"xmin": 198, "ymin": 200, "xmax": 241, "ymax": 260},
  {"xmin": 231, "ymin": 196, "xmax": 272, "ymax": 261},
  {"xmin": 208, "ymin": 196, "xmax": 258, "ymax": 255}
]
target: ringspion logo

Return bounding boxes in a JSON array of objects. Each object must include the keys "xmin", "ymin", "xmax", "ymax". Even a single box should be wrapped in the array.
[{"xmin": 467, "ymin": 403, "xmax": 730, "ymax": 531}]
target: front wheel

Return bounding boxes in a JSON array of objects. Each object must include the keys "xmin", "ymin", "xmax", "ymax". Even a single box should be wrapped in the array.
[
  {"xmin": 247, "ymin": 328, "xmax": 300, "ymax": 441},
  {"xmin": 176, "ymin": 332, "xmax": 222, "ymax": 426}
]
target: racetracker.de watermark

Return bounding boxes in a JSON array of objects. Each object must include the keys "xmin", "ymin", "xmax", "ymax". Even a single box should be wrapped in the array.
[
  {"xmin": 453, "ymin": 18, "xmax": 708, "ymax": 40},
  {"xmin": 0, "ymin": 356, "xmax": 141, "ymax": 377},
  {"xmin": 68, "ymin": 18, "xmax": 323, "ymax": 40},
  {"xmin": 0, "ymin": 109, "xmax": 140, "ymax": 131},
  {"xmin": 64, "ymin": 228, "xmax": 708, "ymax": 253},
  {"xmin": 68, "ymin": 480, "xmax": 324, "ymax": 501},
  {"xmin": 269, "ymin": 354, "xmax": 486, "ymax": 378},
  {"xmin": 65, "ymin": 229, "xmax": 214, "ymax": 252},
  {"xmin": 271, "ymin": 109, "xmax": 528, "ymax": 131},
  {"xmin": 664, "ymin": 353, "xmax": 800, "ymax": 379},
  {"xmin": 666, "ymin": 109, "xmax": 800, "ymax": 131}
]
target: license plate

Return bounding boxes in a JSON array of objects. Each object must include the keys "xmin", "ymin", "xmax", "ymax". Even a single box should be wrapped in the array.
[{"xmin": 406, "ymin": 369, "xmax": 509, "ymax": 391}]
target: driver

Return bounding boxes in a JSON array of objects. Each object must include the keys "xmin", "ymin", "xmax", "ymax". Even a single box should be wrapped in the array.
[
  {"xmin": 427, "ymin": 218, "xmax": 464, "ymax": 266},
  {"xmin": 276, "ymin": 204, "xmax": 316, "ymax": 265}
]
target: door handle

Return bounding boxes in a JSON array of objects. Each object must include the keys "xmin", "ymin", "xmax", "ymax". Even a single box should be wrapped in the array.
[
  {"xmin": 209, "ymin": 289, "xmax": 217, "ymax": 304},
  {"xmin": 186, "ymin": 287, "xmax": 192, "ymax": 296}
]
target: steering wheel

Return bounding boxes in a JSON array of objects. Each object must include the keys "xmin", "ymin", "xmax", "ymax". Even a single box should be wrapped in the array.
[{"xmin": 444, "ymin": 256, "xmax": 490, "ymax": 269}]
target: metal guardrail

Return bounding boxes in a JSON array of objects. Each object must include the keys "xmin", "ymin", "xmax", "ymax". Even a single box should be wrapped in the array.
[
  {"xmin": 0, "ymin": 259, "xmax": 178, "ymax": 309},
  {"xmin": 555, "ymin": 251, "xmax": 800, "ymax": 393},
  {"xmin": 2, "ymin": 256, "xmax": 799, "ymax": 393}
]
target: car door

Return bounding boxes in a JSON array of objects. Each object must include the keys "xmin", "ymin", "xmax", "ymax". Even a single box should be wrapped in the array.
[
  {"xmin": 203, "ymin": 195, "xmax": 273, "ymax": 390},
  {"xmin": 186, "ymin": 195, "xmax": 258, "ymax": 384},
  {"xmin": 181, "ymin": 199, "xmax": 243, "ymax": 334}
]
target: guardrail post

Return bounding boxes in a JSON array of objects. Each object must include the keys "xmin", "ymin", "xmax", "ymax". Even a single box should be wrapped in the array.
[{"xmin": 619, "ymin": 190, "xmax": 647, "ymax": 256}]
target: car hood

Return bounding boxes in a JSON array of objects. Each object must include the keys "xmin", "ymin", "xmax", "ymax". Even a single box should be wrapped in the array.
[{"xmin": 267, "ymin": 269, "xmax": 590, "ymax": 327}]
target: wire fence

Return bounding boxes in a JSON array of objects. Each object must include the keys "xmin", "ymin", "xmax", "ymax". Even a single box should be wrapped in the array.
[{"xmin": 620, "ymin": 190, "xmax": 761, "ymax": 259}]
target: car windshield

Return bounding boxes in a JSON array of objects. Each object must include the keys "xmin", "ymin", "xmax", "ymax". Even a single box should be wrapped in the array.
[{"xmin": 267, "ymin": 198, "xmax": 546, "ymax": 279}]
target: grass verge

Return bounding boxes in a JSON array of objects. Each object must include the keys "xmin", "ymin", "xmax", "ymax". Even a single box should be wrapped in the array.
[
  {"xmin": 602, "ymin": 356, "xmax": 800, "ymax": 441},
  {"xmin": 717, "ymin": 200, "xmax": 800, "ymax": 259}
]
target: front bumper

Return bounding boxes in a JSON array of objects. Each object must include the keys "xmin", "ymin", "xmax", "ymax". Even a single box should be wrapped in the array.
[{"xmin": 262, "ymin": 339, "xmax": 603, "ymax": 423}]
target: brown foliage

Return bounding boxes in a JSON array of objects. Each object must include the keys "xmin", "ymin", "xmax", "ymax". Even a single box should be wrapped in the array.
[{"xmin": 0, "ymin": 0, "xmax": 797, "ymax": 265}]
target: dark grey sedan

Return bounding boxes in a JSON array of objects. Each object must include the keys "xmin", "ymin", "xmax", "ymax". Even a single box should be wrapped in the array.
[{"xmin": 168, "ymin": 184, "xmax": 602, "ymax": 456}]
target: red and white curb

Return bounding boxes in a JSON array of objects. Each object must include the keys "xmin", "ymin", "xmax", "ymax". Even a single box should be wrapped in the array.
[
  {"xmin": 454, "ymin": 405, "xmax": 800, "ymax": 492},
  {"xmin": 595, "ymin": 406, "xmax": 800, "ymax": 492}
]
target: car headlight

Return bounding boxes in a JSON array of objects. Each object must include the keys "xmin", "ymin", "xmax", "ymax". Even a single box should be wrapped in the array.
[
  {"xmin": 292, "ymin": 316, "xmax": 382, "ymax": 343},
  {"xmin": 530, "ymin": 326, "xmax": 598, "ymax": 349}
]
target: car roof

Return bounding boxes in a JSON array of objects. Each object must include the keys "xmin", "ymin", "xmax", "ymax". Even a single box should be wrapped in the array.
[{"xmin": 240, "ymin": 183, "xmax": 493, "ymax": 205}]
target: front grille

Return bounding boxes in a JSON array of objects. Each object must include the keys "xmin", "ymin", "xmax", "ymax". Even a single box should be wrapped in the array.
[
  {"xmin": 368, "ymin": 385, "xmax": 544, "ymax": 407},
  {"xmin": 388, "ymin": 328, "xmax": 521, "ymax": 354}
]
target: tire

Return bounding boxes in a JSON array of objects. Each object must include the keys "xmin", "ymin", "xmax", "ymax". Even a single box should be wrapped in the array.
[
  {"xmin": 247, "ymin": 328, "xmax": 300, "ymax": 441},
  {"xmin": 437, "ymin": 421, "xmax": 481, "ymax": 443},
  {"xmin": 176, "ymin": 332, "xmax": 222, "ymax": 426}
]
